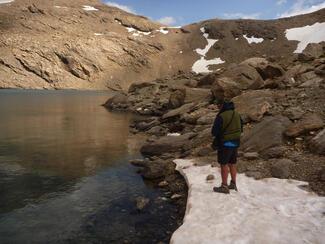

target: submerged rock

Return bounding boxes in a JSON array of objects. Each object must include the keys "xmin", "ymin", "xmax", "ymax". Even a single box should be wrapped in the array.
[{"xmin": 135, "ymin": 197, "xmax": 150, "ymax": 211}]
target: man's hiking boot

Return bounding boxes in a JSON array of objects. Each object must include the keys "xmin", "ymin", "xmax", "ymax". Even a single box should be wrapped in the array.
[
  {"xmin": 213, "ymin": 184, "xmax": 230, "ymax": 194},
  {"xmin": 229, "ymin": 181, "xmax": 238, "ymax": 191}
]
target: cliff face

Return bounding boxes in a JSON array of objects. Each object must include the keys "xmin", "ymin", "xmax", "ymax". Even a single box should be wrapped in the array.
[{"xmin": 0, "ymin": 0, "xmax": 324, "ymax": 90}]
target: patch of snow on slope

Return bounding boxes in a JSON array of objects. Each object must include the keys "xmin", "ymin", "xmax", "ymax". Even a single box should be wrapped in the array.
[
  {"xmin": 54, "ymin": 6, "xmax": 68, "ymax": 9},
  {"xmin": 126, "ymin": 27, "xmax": 151, "ymax": 37},
  {"xmin": 195, "ymin": 28, "xmax": 219, "ymax": 57},
  {"xmin": 243, "ymin": 34, "xmax": 264, "ymax": 44},
  {"xmin": 171, "ymin": 159, "xmax": 325, "ymax": 244},
  {"xmin": 167, "ymin": 133, "xmax": 181, "ymax": 137},
  {"xmin": 94, "ymin": 33, "xmax": 103, "ymax": 36},
  {"xmin": 192, "ymin": 27, "xmax": 225, "ymax": 74},
  {"xmin": 0, "ymin": 0, "xmax": 14, "ymax": 4},
  {"xmin": 157, "ymin": 28, "xmax": 169, "ymax": 34},
  {"xmin": 285, "ymin": 22, "xmax": 325, "ymax": 53},
  {"xmin": 82, "ymin": 5, "xmax": 98, "ymax": 11}
]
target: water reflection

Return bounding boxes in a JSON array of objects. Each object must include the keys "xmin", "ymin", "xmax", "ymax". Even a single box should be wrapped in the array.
[{"xmin": 0, "ymin": 90, "xmax": 140, "ymax": 214}]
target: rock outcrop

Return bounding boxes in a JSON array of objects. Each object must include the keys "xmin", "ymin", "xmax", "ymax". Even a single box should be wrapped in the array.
[{"xmin": 1, "ymin": 0, "xmax": 325, "ymax": 90}]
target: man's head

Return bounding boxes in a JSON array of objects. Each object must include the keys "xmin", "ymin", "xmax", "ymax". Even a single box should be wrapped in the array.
[{"xmin": 214, "ymin": 97, "xmax": 225, "ymax": 109}]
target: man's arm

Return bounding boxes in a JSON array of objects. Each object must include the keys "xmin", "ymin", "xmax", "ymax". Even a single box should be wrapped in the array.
[{"xmin": 211, "ymin": 115, "xmax": 223, "ymax": 137}]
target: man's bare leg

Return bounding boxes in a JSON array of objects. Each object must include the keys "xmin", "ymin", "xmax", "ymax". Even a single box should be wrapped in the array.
[
  {"xmin": 221, "ymin": 164, "xmax": 229, "ymax": 186},
  {"xmin": 229, "ymin": 164, "xmax": 237, "ymax": 183}
]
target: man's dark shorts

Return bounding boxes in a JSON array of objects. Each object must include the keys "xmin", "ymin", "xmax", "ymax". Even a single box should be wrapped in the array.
[{"xmin": 218, "ymin": 147, "xmax": 238, "ymax": 165}]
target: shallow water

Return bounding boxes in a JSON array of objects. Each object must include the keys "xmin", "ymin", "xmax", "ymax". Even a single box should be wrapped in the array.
[{"xmin": 0, "ymin": 90, "xmax": 180, "ymax": 244}]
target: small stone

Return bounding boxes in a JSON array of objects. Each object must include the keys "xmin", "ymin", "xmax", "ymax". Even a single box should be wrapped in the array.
[
  {"xmin": 243, "ymin": 152, "xmax": 259, "ymax": 160},
  {"xmin": 245, "ymin": 171, "xmax": 262, "ymax": 179},
  {"xmin": 206, "ymin": 174, "xmax": 215, "ymax": 181},
  {"xmin": 158, "ymin": 181, "xmax": 169, "ymax": 187}
]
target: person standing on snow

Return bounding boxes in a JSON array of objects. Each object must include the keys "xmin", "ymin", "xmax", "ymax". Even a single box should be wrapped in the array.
[{"xmin": 211, "ymin": 98, "xmax": 243, "ymax": 194}]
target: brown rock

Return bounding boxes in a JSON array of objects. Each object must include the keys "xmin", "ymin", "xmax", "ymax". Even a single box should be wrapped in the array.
[
  {"xmin": 206, "ymin": 174, "xmax": 215, "ymax": 181},
  {"xmin": 232, "ymin": 90, "xmax": 274, "ymax": 122},
  {"xmin": 285, "ymin": 114, "xmax": 324, "ymax": 137},
  {"xmin": 169, "ymin": 89, "xmax": 186, "ymax": 108},
  {"xmin": 242, "ymin": 57, "xmax": 284, "ymax": 80}
]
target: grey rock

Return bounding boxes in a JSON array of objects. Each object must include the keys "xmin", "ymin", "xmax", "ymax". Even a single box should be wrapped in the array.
[
  {"xmin": 140, "ymin": 132, "xmax": 197, "ymax": 156},
  {"xmin": 162, "ymin": 103, "xmax": 195, "ymax": 120},
  {"xmin": 270, "ymin": 159, "xmax": 294, "ymax": 179},
  {"xmin": 309, "ymin": 129, "xmax": 325, "ymax": 155},
  {"xmin": 241, "ymin": 116, "xmax": 291, "ymax": 153}
]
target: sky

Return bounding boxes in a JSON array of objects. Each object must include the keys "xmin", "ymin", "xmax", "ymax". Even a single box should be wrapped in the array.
[{"xmin": 102, "ymin": 0, "xmax": 325, "ymax": 26}]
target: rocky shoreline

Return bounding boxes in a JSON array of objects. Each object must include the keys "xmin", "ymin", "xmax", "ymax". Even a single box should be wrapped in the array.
[{"xmin": 104, "ymin": 45, "xmax": 325, "ymax": 242}]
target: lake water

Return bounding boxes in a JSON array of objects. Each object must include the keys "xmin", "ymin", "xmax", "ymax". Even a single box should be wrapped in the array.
[{"xmin": 0, "ymin": 90, "xmax": 180, "ymax": 244}]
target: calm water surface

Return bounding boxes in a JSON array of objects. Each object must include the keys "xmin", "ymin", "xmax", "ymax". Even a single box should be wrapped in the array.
[{"xmin": 0, "ymin": 90, "xmax": 179, "ymax": 244}]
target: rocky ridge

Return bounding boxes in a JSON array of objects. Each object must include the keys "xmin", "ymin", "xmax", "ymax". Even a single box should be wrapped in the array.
[{"xmin": 0, "ymin": 0, "xmax": 325, "ymax": 90}]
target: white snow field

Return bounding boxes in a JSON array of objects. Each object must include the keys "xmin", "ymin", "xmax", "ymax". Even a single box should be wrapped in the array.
[
  {"xmin": 82, "ymin": 5, "xmax": 98, "ymax": 11},
  {"xmin": 243, "ymin": 34, "xmax": 264, "ymax": 44},
  {"xmin": 285, "ymin": 22, "xmax": 325, "ymax": 53},
  {"xmin": 0, "ymin": 0, "xmax": 14, "ymax": 3},
  {"xmin": 171, "ymin": 159, "xmax": 325, "ymax": 244},
  {"xmin": 192, "ymin": 28, "xmax": 225, "ymax": 74}
]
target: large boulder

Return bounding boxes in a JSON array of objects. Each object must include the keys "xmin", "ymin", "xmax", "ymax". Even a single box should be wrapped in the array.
[
  {"xmin": 103, "ymin": 93, "xmax": 128, "ymax": 109},
  {"xmin": 184, "ymin": 88, "xmax": 211, "ymax": 103},
  {"xmin": 169, "ymin": 89, "xmax": 186, "ymax": 108},
  {"xmin": 298, "ymin": 71, "xmax": 323, "ymax": 88},
  {"xmin": 222, "ymin": 63, "xmax": 264, "ymax": 89},
  {"xmin": 140, "ymin": 132, "xmax": 197, "ymax": 156},
  {"xmin": 162, "ymin": 102, "xmax": 196, "ymax": 120},
  {"xmin": 302, "ymin": 43, "xmax": 325, "ymax": 59},
  {"xmin": 285, "ymin": 113, "xmax": 324, "ymax": 137},
  {"xmin": 211, "ymin": 77, "xmax": 242, "ymax": 99},
  {"xmin": 241, "ymin": 116, "xmax": 291, "ymax": 153},
  {"xmin": 241, "ymin": 57, "xmax": 285, "ymax": 80},
  {"xmin": 232, "ymin": 90, "xmax": 274, "ymax": 123},
  {"xmin": 309, "ymin": 129, "xmax": 325, "ymax": 155},
  {"xmin": 211, "ymin": 63, "xmax": 264, "ymax": 99}
]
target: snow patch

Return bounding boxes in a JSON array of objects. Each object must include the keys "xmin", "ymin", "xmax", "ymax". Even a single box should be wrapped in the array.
[
  {"xmin": 243, "ymin": 34, "xmax": 264, "ymax": 44},
  {"xmin": 82, "ymin": 5, "xmax": 98, "ymax": 11},
  {"xmin": 157, "ymin": 27, "xmax": 169, "ymax": 34},
  {"xmin": 285, "ymin": 22, "xmax": 325, "ymax": 53},
  {"xmin": 0, "ymin": 0, "xmax": 14, "ymax": 4},
  {"xmin": 235, "ymin": 37, "xmax": 239, "ymax": 40},
  {"xmin": 179, "ymin": 51, "xmax": 183, "ymax": 54},
  {"xmin": 167, "ymin": 133, "xmax": 181, "ymax": 137},
  {"xmin": 54, "ymin": 5, "xmax": 68, "ymax": 9},
  {"xmin": 94, "ymin": 33, "xmax": 103, "ymax": 36},
  {"xmin": 126, "ymin": 27, "xmax": 151, "ymax": 37},
  {"xmin": 192, "ymin": 27, "xmax": 225, "ymax": 74},
  {"xmin": 171, "ymin": 159, "xmax": 325, "ymax": 244}
]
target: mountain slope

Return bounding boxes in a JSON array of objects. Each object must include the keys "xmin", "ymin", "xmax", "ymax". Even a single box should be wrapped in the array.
[{"xmin": 0, "ymin": 0, "xmax": 324, "ymax": 90}]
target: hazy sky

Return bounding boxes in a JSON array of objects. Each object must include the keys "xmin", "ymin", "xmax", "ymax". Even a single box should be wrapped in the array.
[{"xmin": 102, "ymin": 0, "xmax": 325, "ymax": 25}]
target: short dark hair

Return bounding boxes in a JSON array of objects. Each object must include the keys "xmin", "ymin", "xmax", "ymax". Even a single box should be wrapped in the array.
[{"xmin": 214, "ymin": 97, "xmax": 225, "ymax": 105}]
